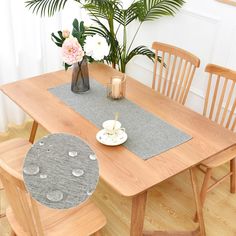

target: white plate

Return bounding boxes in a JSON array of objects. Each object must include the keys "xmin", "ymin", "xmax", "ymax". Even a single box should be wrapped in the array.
[{"xmin": 96, "ymin": 129, "xmax": 128, "ymax": 146}]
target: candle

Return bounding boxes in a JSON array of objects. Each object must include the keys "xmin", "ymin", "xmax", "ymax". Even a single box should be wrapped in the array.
[{"xmin": 111, "ymin": 77, "xmax": 122, "ymax": 99}]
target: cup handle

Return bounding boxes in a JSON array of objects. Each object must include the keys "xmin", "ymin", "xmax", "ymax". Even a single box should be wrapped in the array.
[{"xmin": 120, "ymin": 128, "xmax": 125, "ymax": 133}]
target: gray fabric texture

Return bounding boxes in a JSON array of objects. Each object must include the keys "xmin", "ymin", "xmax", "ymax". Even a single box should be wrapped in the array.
[
  {"xmin": 23, "ymin": 133, "xmax": 99, "ymax": 209},
  {"xmin": 49, "ymin": 79, "xmax": 192, "ymax": 160}
]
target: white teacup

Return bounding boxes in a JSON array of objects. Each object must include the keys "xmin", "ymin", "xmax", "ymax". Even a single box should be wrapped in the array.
[{"xmin": 102, "ymin": 120, "xmax": 125, "ymax": 136}]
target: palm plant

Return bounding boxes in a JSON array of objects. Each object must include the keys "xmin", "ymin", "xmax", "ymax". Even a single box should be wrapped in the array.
[{"xmin": 25, "ymin": 0, "xmax": 184, "ymax": 72}]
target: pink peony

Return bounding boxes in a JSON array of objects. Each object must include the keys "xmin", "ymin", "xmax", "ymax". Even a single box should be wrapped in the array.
[{"xmin": 62, "ymin": 37, "xmax": 84, "ymax": 65}]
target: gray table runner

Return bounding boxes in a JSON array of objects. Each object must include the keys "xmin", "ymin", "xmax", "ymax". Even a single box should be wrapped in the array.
[
  {"xmin": 23, "ymin": 133, "xmax": 99, "ymax": 209},
  {"xmin": 49, "ymin": 79, "xmax": 192, "ymax": 160}
]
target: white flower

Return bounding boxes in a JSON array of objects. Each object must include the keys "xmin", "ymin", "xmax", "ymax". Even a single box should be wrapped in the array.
[{"xmin": 84, "ymin": 34, "xmax": 110, "ymax": 61}]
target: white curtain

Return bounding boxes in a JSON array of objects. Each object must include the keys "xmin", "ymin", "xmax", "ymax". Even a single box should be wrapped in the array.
[{"xmin": 0, "ymin": 0, "xmax": 82, "ymax": 133}]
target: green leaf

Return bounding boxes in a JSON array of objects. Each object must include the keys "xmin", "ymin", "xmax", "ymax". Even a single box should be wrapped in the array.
[
  {"xmin": 71, "ymin": 19, "xmax": 86, "ymax": 46},
  {"xmin": 25, "ymin": 0, "xmax": 69, "ymax": 16},
  {"xmin": 72, "ymin": 31, "xmax": 80, "ymax": 39},
  {"xmin": 51, "ymin": 32, "xmax": 64, "ymax": 47},
  {"xmin": 58, "ymin": 31, "xmax": 64, "ymax": 40},
  {"xmin": 126, "ymin": 45, "xmax": 155, "ymax": 64},
  {"xmin": 114, "ymin": 3, "xmax": 139, "ymax": 26},
  {"xmin": 80, "ymin": 21, "xmax": 85, "ymax": 33},
  {"xmin": 135, "ymin": 0, "xmax": 185, "ymax": 22},
  {"xmin": 64, "ymin": 63, "xmax": 71, "ymax": 70},
  {"xmin": 125, "ymin": 45, "xmax": 163, "ymax": 70},
  {"xmin": 73, "ymin": 18, "xmax": 79, "ymax": 30},
  {"xmin": 55, "ymin": 42, "xmax": 63, "ymax": 47},
  {"xmin": 51, "ymin": 32, "xmax": 61, "ymax": 42}
]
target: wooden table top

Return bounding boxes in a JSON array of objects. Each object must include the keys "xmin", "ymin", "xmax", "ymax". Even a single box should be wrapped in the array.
[{"xmin": 1, "ymin": 63, "xmax": 236, "ymax": 197}]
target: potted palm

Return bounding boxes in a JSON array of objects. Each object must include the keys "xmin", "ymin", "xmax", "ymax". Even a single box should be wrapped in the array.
[{"xmin": 25, "ymin": 0, "xmax": 184, "ymax": 73}]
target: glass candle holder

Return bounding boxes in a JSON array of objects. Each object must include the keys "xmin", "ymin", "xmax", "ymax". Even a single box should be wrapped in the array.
[{"xmin": 107, "ymin": 75, "xmax": 126, "ymax": 100}]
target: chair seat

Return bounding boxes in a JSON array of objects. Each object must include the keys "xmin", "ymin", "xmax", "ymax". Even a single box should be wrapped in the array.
[
  {"xmin": 0, "ymin": 138, "xmax": 30, "ymax": 189},
  {"xmin": 201, "ymin": 145, "xmax": 236, "ymax": 168},
  {"xmin": 0, "ymin": 138, "xmax": 31, "ymax": 173},
  {"xmin": 6, "ymin": 199, "xmax": 106, "ymax": 236},
  {"xmin": 0, "ymin": 138, "xmax": 106, "ymax": 236}
]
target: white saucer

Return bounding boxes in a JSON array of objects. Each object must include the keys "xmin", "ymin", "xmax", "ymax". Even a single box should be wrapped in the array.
[{"xmin": 96, "ymin": 129, "xmax": 128, "ymax": 146}]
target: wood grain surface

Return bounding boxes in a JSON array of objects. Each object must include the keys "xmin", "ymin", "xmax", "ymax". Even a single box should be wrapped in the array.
[{"xmin": 1, "ymin": 63, "xmax": 236, "ymax": 198}]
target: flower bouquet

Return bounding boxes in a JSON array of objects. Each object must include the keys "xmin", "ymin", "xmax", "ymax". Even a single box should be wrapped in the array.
[{"xmin": 51, "ymin": 19, "xmax": 110, "ymax": 93}]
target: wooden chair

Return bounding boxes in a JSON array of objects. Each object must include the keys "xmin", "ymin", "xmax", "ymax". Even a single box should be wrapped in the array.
[
  {"xmin": 0, "ymin": 138, "xmax": 106, "ymax": 236},
  {"xmin": 195, "ymin": 64, "xmax": 236, "ymax": 220},
  {"xmin": 0, "ymin": 182, "xmax": 4, "ymax": 218},
  {"xmin": 152, "ymin": 42, "xmax": 200, "ymax": 105}
]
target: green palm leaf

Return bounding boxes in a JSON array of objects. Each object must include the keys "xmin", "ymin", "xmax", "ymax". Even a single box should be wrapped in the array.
[
  {"xmin": 82, "ymin": 0, "xmax": 121, "ymax": 20},
  {"xmin": 114, "ymin": 3, "xmax": 139, "ymax": 26},
  {"xmin": 136, "ymin": 0, "xmax": 185, "ymax": 22},
  {"xmin": 25, "ymin": 0, "xmax": 120, "ymax": 16},
  {"xmin": 25, "ymin": 0, "xmax": 68, "ymax": 16},
  {"xmin": 126, "ymin": 45, "xmax": 162, "ymax": 64}
]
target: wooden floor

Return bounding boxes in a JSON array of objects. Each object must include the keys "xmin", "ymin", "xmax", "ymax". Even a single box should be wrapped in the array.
[{"xmin": 0, "ymin": 122, "xmax": 236, "ymax": 236}]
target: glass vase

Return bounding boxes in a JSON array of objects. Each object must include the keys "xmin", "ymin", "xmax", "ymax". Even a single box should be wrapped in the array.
[{"xmin": 71, "ymin": 58, "xmax": 90, "ymax": 93}]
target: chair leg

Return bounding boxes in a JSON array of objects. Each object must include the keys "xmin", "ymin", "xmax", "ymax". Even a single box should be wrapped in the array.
[
  {"xmin": 29, "ymin": 120, "xmax": 38, "ymax": 144},
  {"xmin": 190, "ymin": 167, "xmax": 206, "ymax": 236},
  {"xmin": 0, "ymin": 186, "xmax": 6, "ymax": 219},
  {"xmin": 194, "ymin": 167, "xmax": 212, "ymax": 222},
  {"xmin": 200, "ymin": 168, "xmax": 212, "ymax": 205},
  {"xmin": 230, "ymin": 158, "xmax": 236, "ymax": 193}
]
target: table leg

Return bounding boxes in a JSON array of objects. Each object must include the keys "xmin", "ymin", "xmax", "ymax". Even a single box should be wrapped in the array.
[
  {"xmin": 29, "ymin": 120, "xmax": 38, "ymax": 144},
  {"xmin": 142, "ymin": 168, "xmax": 205, "ymax": 236},
  {"xmin": 130, "ymin": 191, "xmax": 147, "ymax": 236}
]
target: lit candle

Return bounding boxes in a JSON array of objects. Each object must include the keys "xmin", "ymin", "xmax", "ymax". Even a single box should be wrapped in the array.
[{"xmin": 111, "ymin": 77, "xmax": 122, "ymax": 99}]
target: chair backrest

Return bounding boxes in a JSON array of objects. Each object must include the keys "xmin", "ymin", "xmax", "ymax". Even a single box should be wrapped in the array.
[
  {"xmin": 0, "ymin": 159, "xmax": 44, "ymax": 236},
  {"xmin": 203, "ymin": 64, "xmax": 236, "ymax": 132},
  {"xmin": 152, "ymin": 42, "xmax": 200, "ymax": 105}
]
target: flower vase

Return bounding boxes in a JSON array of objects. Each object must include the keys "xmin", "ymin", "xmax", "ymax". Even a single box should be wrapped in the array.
[{"xmin": 71, "ymin": 58, "xmax": 90, "ymax": 93}]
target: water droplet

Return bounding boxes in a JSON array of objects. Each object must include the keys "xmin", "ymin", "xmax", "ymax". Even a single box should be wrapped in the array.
[
  {"xmin": 68, "ymin": 151, "xmax": 78, "ymax": 157},
  {"xmin": 89, "ymin": 154, "xmax": 96, "ymax": 160},
  {"xmin": 23, "ymin": 165, "xmax": 40, "ymax": 176},
  {"xmin": 39, "ymin": 141, "xmax": 44, "ymax": 146},
  {"xmin": 86, "ymin": 189, "xmax": 94, "ymax": 196},
  {"xmin": 72, "ymin": 169, "xmax": 84, "ymax": 177},
  {"xmin": 46, "ymin": 190, "xmax": 64, "ymax": 202},
  {"xmin": 40, "ymin": 174, "xmax": 47, "ymax": 179}
]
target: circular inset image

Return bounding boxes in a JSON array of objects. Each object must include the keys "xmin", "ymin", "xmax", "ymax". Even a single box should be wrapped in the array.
[{"xmin": 23, "ymin": 133, "xmax": 99, "ymax": 209}]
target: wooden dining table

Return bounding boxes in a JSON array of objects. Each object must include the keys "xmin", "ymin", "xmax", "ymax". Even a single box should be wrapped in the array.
[{"xmin": 1, "ymin": 63, "xmax": 236, "ymax": 236}]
